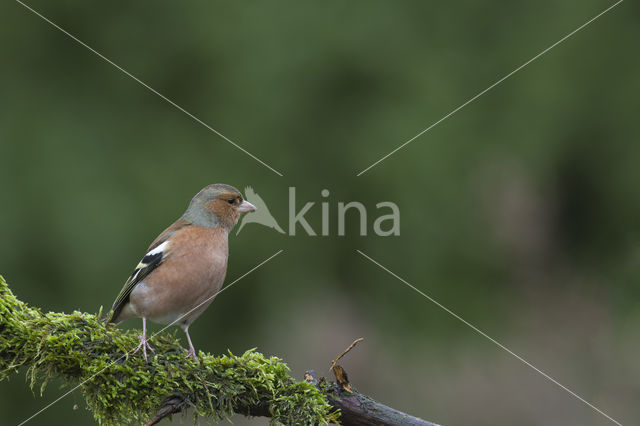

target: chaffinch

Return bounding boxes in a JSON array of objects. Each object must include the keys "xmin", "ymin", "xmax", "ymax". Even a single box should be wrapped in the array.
[{"xmin": 108, "ymin": 184, "xmax": 256, "ymax": 361}]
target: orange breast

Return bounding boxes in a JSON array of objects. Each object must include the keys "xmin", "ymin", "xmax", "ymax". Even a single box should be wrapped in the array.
[{"xmin": 128, "ymin": 226, "xmax": 229, "ymax": 326}]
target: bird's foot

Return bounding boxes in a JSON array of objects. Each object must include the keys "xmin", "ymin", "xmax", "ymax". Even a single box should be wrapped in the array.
[
  {"xmin": 184, "ymin": 347, "xmax": 198, "ymax": 362},
  {"xmin": 133, "ymin": 333, "xmax": 155, "ymax": 362}
]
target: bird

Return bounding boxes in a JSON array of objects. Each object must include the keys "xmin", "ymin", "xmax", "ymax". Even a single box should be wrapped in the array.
[
  {"xmin": 236, "ymin": 186, "xmax": 285, "ymax": 235},
  {"xmin": 108, "ymin": 184, "xmax": 256, "ymax": 361}
]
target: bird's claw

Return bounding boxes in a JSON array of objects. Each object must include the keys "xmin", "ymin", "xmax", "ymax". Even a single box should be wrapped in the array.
[
  {"xmin": 133, "ymin": 333, "xmax": 155, "ymax": 362},
  {"xmin": 184, "ymin": 347, "xmax": 198, "ymax": 362}
]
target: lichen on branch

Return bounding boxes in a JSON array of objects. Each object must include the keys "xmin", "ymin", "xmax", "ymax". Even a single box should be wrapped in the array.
[{"xmin": 0, "ymin": 276, "xmax": 335, "ymax": 425}]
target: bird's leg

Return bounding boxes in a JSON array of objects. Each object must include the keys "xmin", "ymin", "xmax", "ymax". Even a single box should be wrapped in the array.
[
  {"xmin": 132, "ymin": 317, "xmax": 155, "ymax": 362},
  {"xmin": 183, "ymin": 326, "xmax": 198, "ymax": 361}
]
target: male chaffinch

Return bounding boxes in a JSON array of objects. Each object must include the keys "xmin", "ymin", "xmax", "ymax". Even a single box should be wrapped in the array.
[{"xmin": 108, "ymin": 184, "xmax": 256, "ymax": 361}]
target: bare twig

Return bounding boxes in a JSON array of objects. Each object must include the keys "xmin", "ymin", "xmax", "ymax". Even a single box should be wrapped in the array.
[
  {"xmin": 330, "ymin": 337, "xmax": 364, "ymax": 393},
  {"xmin": 330, "ymin": 337, "xmax": 364, "ymax": 371}
]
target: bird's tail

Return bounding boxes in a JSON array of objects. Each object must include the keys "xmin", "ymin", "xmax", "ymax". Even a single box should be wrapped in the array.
[
  {"xmin": 272, "ymin": 222, "xmax": 285, "ymax": 234},
  {"xmin": 236, "ymin": 219, "xmax": 248, "ymax": 235}
]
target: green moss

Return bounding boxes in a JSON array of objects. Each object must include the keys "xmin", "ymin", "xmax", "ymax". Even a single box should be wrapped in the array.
[{"xmin": 0, "ymin": 276, "xmax": 335, "ymax": 425}]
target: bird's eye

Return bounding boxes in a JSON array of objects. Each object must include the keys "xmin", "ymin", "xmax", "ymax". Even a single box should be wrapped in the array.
[{"xmin": 226, "ymin": 198, "xmax": 235, "ymax": 204}]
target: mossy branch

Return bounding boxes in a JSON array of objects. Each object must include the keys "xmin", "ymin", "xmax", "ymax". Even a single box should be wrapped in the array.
[
  {"xmin": 0, "ymin": 276, "xmax": 439, "ymax": 425},
  {"xmin": 0, "ymin": 276, "xmax": 335, "ymax": 425}
]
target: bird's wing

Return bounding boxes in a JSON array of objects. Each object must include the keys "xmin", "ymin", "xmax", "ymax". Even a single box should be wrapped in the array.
[
  {"xmin": 250, "ymin": 191, "xmax": 267, "ymax": 210},
  {"xmin": 108, "ymin": 218, "xmax": 191, "ymax": 323},
  {"xmin": 250, "ymin": 191, "xmax": 285, "ymax": 233},
  {"xmin": 148, "ymin": 217, "xmax": 190, "ymax": 251}
]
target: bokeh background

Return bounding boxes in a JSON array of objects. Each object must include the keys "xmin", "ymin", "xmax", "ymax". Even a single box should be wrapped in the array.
[{"xmin": 1, "ymin": 1, "xmax": 639, "ymax": 425}]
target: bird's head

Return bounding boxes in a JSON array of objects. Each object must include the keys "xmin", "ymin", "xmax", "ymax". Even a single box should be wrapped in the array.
[{"xmin": 184, "ymin": 184, "xmax": 256, "ymax": 230}]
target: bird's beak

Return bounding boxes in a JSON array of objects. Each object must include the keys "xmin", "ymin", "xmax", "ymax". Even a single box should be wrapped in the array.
[{"xmin": 237, "ymin": 200, "xmax": 256, "ymax": 213}]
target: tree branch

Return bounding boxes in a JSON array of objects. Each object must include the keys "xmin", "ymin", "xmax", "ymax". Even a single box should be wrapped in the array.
[
  {"xmin": 144, "ymin": 396, "xmax": 185, "ymax": 426},
  {"xmin": 327, "ymin": 385, "xmax": 438, "ymax": 426},
  {"xmin": 0, "ymin": 276, "xmax": 438, "ymax": 425}
]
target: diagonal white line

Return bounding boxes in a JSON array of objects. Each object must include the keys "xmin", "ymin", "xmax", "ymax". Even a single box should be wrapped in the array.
[
  {"xmin": 15, "ymin": 0, "xmax": 284, "ymax": 177},
  {"xmin": 17, "ymin": 249, "xmax": 283, "ymax": 426},
  {"xmin": 356, "ymin": 0, "xmax": 624, "ymax": 176},
  {"xmin": 157, "ymin": 249, "xmax": 283, "ymax": 333},
  {"xmin": 356, "ymin": 249, "xmax": 624, "ymax": 426}
]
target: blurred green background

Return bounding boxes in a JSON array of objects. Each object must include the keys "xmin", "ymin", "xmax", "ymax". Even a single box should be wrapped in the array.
[{"xmin": 1, "ymin": 1, "xmax": 639, "ymax": 425}]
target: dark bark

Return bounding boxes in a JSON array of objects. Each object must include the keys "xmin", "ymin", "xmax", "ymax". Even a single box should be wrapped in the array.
[
  {"xmin": 145, "ymin": 378, "xmax": 440, "ymax": 426},
  {"xmin": 327, "ymin": 385, "xmax": 439, "ymax": 426},
  {"xmin": 145, "ymin": 397, "xmax": 273, "ymax": 425},
  {"xmin": 144, "ymin": 397, "xmax": 185, "ymax": 426}
]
